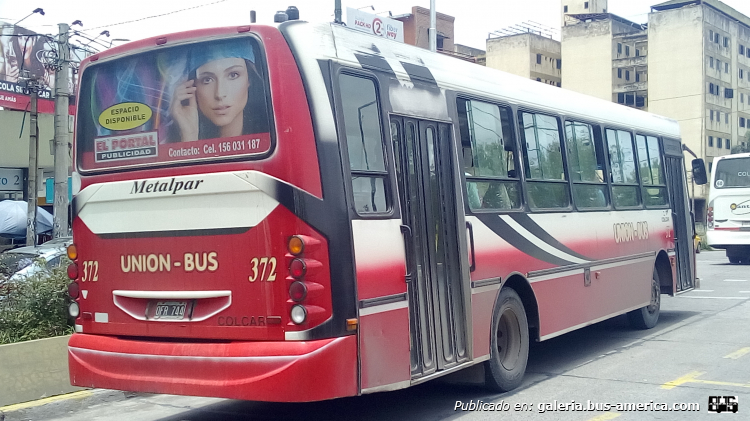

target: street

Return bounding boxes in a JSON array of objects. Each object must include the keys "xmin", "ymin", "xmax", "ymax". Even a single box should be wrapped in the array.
[{"xmin": 12, "ymin": 250, "xmax": 750, "ymax": 420}]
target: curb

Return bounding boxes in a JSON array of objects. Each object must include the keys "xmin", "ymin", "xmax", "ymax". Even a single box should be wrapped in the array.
[{"xmin": 0, "ymin": 389, "xmax": 138, "ymax": 421}]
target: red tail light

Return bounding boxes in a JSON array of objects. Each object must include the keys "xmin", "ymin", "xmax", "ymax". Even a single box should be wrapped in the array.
[
  {"xmin": 68, "ymin": 282, "xmax": 80, "ymax": 299},
  {"xmin": 289, "ymin": 281, "xmax": 307, "ymax": 302},
  {"xmin": 289, "ymin": 258, "xmax": 307, "ymax": 279},
  {"xmin": 707, "ymin": 205, "xmax": 714, "ymax": 228},
  {"xmin": 67, "ymin": 262, "xmax": 79, "ymax": 280}
]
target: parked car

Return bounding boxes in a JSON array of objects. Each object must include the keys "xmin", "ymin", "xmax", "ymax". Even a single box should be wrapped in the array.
[
  {"xmin": 694, "ymin": 235, "xmax": 702, "ymax": 254},
  {"xmin": 0, "ymin": 237, "xmax": 72, "ymax": 285}
]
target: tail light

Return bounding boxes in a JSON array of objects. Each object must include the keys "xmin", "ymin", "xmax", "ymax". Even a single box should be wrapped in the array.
[
  {"xmin": 67, "ymin": 262, "xmax": 78, "ymax": 280},
  {"xmin": 68, "ymin": 282, "xmax": 80, "ymax": 299},
  {"xmin": 707, "ymin": 205, "xmax": 714, "ymax": 228},
  {"xmin": 67, "ymin": 244, "xmax": 78, "ymax": 260}
]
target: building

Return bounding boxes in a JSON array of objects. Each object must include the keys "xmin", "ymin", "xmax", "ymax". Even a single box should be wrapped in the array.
[
  {"xmin": 485, "ymin": 32, "xmax": 562, "ymax": 87},
  {"xmin": 562, "ymin": 0, "xmax": 609, "ymax": 27},
  {"xmin": 561, "ymin": 13, "xmax": 648, "ymax": 109},
  {"xmin": 648, "ymin": 0, "xmax": 750, "ymax": 209},
  {"xmin": 393, "ymin": 6, "xmax": 455, "ymax": 52}
]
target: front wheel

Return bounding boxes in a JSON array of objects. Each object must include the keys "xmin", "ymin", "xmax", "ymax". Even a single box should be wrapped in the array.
[
  {"xmin": 627, "ymin": 268, "xmax": 660, "ymax": 329},
  {"xmin": 484, "ymin": 288, "xmax": 529, "ymax": 392}
]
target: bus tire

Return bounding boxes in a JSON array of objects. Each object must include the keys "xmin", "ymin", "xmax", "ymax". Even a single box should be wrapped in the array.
[
  {"xmin": 728, "ymin": 256, "xmax": 741, "ymax": 264},
  {"xmin": 484, "ymin": 288, "xmax": 529, "ymax": 392},
  {"xmin": 627, "ymin": 268, "xmax": 660, "ymax": 329}
]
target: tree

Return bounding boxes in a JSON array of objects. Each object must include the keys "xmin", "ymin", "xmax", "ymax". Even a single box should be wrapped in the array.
[{"xmin": 732, "ymin": 133, "xmax": 750, "ymax": 154}]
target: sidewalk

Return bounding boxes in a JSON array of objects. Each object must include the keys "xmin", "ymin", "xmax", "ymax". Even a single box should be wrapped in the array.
[{"xmin": 0, "ymin": 389, "xmax": 134, "ymax": 421}]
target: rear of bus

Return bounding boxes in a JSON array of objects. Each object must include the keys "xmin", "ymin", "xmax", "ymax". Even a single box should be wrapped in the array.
[
  {"xmin": 706, "ymin": 153, "xmax": 750, "ymax": 263},
  {"xmin": 67, "ymin": 25, "xmax": 359, "ymax": 402}
]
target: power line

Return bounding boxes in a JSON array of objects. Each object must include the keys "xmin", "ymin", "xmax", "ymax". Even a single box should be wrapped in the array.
[{"xmin": 81, "ymin": 0, "xmax": 231, "ymax": 32}]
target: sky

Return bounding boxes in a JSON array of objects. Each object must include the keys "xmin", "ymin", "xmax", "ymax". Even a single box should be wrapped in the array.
[{"xmin": 1, "ymin": 0, "xmax": 749, "ymax": 51}]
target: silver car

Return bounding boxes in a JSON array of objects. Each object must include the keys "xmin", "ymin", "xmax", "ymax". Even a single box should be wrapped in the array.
[{"xmin": 0, "ymin": 237, "xmax": 72, "ymax": 285}]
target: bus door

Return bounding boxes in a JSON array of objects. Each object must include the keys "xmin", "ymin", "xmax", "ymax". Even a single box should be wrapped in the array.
[
  {"xmin": 390, "ymin": 117, "xmax": 468, "ymax": 379},
  {"xmin": 663, "ymin": 138, "xmax": 695, "ymax": 292}
]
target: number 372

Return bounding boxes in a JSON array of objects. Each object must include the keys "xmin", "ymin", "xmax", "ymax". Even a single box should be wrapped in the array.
[{"xmin": 248, "ymin": 257, "xmax": 277, "ymax": 282}]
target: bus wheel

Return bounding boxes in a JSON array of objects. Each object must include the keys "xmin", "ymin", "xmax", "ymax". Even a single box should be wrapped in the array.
[
  {"xmin": 728, "ymin": 256, "xmax": 741, "ymax": 264},
  {"xmin": 484, "ymin": 288, "xmax": 529, "ymax": 392},
  {"xmin": 627, "ymin": 268, "xmax": 660, "ymax": 329}
]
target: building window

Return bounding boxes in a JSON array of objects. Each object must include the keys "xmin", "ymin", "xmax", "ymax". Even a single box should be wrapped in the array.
[
  {"xmin": 709, "ymin": 136, "xmax": 714, "ymax": 147},
  {"xmin": 741, "ymin": 45, "xmax": 745, "ymax": 55},
  {"xmin": 718, "ymin": 138, "xmax": 723, "ymax": 148},
  {"xmin": 710, "ymin": 57, "xmax": 714, "ymax": 68},
  {"xmin": 636, "ymin": 49, "xmax": 640, "ymax": 57},
  {"xmin": 536, "ymin": 77, "xmax": 542, "ymax": 82},
  {"xmin": 537, "ymin": 53, "xmax": 542, "ymax": 64},
  {"xmin": 724, "ymin": 37, "xmax": 729, "ymax": 48},
  {"xmin": 717, "ymin": 59, "xmax": 721, "ymax": 71},
  {"xmin": 726, "ymin": 113, "xmax": 730, "ymax": 124},
  {"xmin": 742, "ymin": 93, "xmax": 745, "ymax": 103},
  {"xmin": 741, "ymin": 117, "xmax": 746, "ymax": 128},
  {"xmin": 556, "ymin": 58, "xmax": 561, "ymax": 69},
  {"xmin": 625, "ymin": 45, "xmax": 630, "ymax": 56},
  {"xmin": 617, "ymin": 93, "xmax": 625, "ymax": 103},
  {"xmin": 709, "ymin": 83, "xmax": 715, "ymax": 94},
  {"xmin": 617, "ymin": 43, "xmax": 622, "ymax": 55},
  {"xmin": 726, "ymin": 62, "xmax": 729, "ymax": 73},
  {"xmin": 747, "ymin": 49, "xmax": 750, "ymax": 58},
  {"xmin": 636, "ymin": 73, "xmax": 640, "ymax": 82},
  {"xmin": 715, "ymin": 33, "xmax": 720, "ymax": 44},
  {"xmin": 618, "ymin": 68, "xmax": 622, "ymax": 78},
  {"xmin": 584, "ymin": 2, "xmax": 589, "ymax": 9},
  {"xmin": 564, "ymin": 5, "xmax": 568, "ymax": 12},
  {"xmin": 726, "ymin": 88, "xmax": 734, "ymax": 99},
  {"xmin": 710, "ymin": 110, "xmax": 714, "ymax": 121},
  {"xmin": 741, "ymin": 69, "xmax": 745, "ymax": 79},
  {"xmin": 710, "ymin": 30, "xmax": 714, "ymax": 41},
  {"xmin": 625, "ymin": 70, "xmax": 630, "ymax": 81},
  {"xmin": 727, "ymin": 139, "xmax": 731, "ymax": 150}
]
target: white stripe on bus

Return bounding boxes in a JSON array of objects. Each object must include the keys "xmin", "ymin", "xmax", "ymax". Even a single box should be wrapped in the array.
[{"xmin": 501, "ymin": 215, "xmax": 590, "ymax": 265}]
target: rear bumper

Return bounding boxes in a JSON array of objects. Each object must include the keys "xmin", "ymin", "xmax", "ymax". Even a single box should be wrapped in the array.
[
  {"xmin": 68, "ymin": 333, "xmax": 358, "ymax": 402},
  {"xmin": 707, "ymin": 229, "xmax": 750, "ymax": 248}
]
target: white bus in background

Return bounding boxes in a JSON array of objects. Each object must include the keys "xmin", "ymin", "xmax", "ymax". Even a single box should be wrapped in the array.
[{"xmin": 707, "ymin": 153, "xmax": 750, "ymax": 264}]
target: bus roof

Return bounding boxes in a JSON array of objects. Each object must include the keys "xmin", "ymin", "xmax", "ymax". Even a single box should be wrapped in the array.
[{"xmin": 284, "ymin": 22, "xmax": 681, "ymax": 139}]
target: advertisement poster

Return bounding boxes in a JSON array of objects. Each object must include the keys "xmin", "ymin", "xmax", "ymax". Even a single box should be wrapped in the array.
[
  {"xmin": 76, "ymin": 37, "xmax": 272, "ymax": 170},
  {"xmin": 0, "ymin": 22, "xmax": 78, "ymax": 114},
  {"xmin": 346, "ymin": 7, "xmax": 404, "ymax": 42}
]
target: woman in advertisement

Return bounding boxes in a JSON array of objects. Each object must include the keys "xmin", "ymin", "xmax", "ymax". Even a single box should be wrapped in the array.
[{"xmin": 168, "ymin": 40, "xmax": 269, "ymax": 142}]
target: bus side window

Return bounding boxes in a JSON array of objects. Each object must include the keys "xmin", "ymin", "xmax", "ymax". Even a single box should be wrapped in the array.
[
  {"xmin": 605, "ymin": 129, "xmax": 641, "ymax": 208},
  {"xmin": 636, "ymin": 135, "xmax": 669, "ymax": 207},
  {"xmin": 519, "ymin": 111, "xmax": 570, "ymax": 209},
  {"xmin": 565, "ymin": 120, "xmax": 608, "ymax": 209},
  {"xmin": 456, "ymin": 98, "xmax": 521, "ymax": 212},
  {"xmin": 339, "ymin": 74, "xmax": 390, "ymax": 214}
]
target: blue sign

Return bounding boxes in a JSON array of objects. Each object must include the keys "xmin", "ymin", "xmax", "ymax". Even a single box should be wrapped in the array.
[{"xmin": 45, "ymin": 177, "xmax": 72, "ymax": 204}]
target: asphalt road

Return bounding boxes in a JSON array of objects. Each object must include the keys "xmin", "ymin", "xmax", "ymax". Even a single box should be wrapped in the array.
[{"xmin": 14, "ymin": 250, "xmax": 750, "ymax": 420}]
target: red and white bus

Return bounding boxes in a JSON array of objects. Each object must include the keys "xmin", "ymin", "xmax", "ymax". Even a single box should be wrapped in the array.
[{"xmin": 66, "ymin": 19, "xmax": 700, "ymax": 401}]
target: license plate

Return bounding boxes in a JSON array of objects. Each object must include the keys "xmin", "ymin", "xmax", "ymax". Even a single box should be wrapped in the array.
[{"xmin": 153, "ymin": 301, "xmax": 187, "ymax": 320}]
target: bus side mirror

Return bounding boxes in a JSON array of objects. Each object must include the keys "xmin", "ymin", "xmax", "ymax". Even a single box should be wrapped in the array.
[{"xmin": 691, "ymin": 159, "xmax": 708, "ymax": 185}]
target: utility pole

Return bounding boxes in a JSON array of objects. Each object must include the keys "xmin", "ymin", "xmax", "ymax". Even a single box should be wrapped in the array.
[
  {"xmin": 25, "ymin": 76, "xmax": 39, "ymax": 246},
  {"xmin": 334, "ymin": 0, "xmax": 342, "ymax": 24},
  {"xmin": 53, "ymin": 23, "xmax": 71, "ymax": 238},
  {"xmin": 429, "ymin": 0, "xmax": 437, "ymax": 52}
]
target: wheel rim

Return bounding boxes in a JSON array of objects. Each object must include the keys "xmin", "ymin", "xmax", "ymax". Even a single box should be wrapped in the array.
[
  {"xmin": 496, "ymin": 308, "xmax": 522, "ymax": 370},
  {"xmin": 647, "ymin": 276, "xmax": 660, "ymax": 314}
]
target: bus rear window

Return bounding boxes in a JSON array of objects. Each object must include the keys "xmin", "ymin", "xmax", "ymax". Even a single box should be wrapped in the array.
[
  {"xmin": 76, "ymin": 37, "xmax": 272, "ymax": 171},
  {"xmin": 714, "ymin": 157, "xmax": 750, "ymax": 188}
]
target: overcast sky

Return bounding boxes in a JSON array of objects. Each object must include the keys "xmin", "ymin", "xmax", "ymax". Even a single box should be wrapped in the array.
[{"xmin": 1, "ymin": 0, "xmax": 749, "ymax": 51}]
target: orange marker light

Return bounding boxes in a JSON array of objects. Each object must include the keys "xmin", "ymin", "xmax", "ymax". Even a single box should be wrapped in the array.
[
  {"xmin": 67, "ymin": 244, "xmax": 78, "ymax": 260},
  {"xmin": 346, "ymin": 318, "xmax": 358, "ymax": 331},
  {"xmin": 288, "ymin": 236, "xmax": 304, "ymax": 255}
]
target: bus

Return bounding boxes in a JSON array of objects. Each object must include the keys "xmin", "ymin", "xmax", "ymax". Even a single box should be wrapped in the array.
[
  {"xmin": 66, "ymin": 19, "xmax": 701, "ymax": 401},
  {"xmin": 706, "ymin": 153, "xmax": 750, "ymax": 264}
]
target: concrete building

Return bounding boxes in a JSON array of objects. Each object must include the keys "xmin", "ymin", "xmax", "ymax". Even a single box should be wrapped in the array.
[
  {"xmin": 561, "ymin": 13, "xmax": 648, "ymax": 109},
  {"xmin": 648, "ymin": 0, "xmax": 750, "ymax": 207},
  {"xmin": 486, "ymin": 32, "xmax": 562, "ymax": 87},
  {"xmin": 393, "ymin": 6, "xmax": 455, "ymax": 52},
  {"xmin": 562, "ymin": 0, "xmax": 609, "ymax": 27}
]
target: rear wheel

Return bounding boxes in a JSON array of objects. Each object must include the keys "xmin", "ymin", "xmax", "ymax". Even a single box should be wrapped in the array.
[
  {"xmin": 627, "ymin": 268, "xmax": 660, "ymax": 329},
  {"xmin": 729, "ymin": 256, "xmax": 741, "ymax": 264},
  {"xmin": 484, "ymin": 288, "xmax": 529, "ymax": 392}
]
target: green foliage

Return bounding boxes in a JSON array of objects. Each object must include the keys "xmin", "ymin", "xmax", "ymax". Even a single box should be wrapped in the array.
[{"xmin": 0, "ymin": 259, "xmax": 73, "ymax": 344}]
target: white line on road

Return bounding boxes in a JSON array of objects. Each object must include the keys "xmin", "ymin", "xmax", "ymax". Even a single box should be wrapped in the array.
[
  {"xmin": 740, "ymin": 291, "xmax": 750, "ymax": 293},
  {"xmin": 695, "ymin": 290, "xmax": 714, "ymax": 292},
  {"xmin": 678, "ymin": 296, "xmax": 749, "ymax": 300},
  {"xmin": 723, "ymin": 279, "xmax": 749, "ymax": 282}
]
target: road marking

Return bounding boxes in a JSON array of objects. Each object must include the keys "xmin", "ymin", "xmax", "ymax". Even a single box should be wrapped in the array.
[
  {"xmin": 693, "ymin": 290, "xmax": 714, "ymax": 292},
  {"xmin": 587, "ymin": 413, "xmax": 621, "ymax": 421},
  {"xmin": 662, "ymin": 371, "xmax": 705, "ymax": 389},
  {"xmin": 724, "ymin": 347, "xmax": 750, "ymax": 360},
  {"xmin": 0, "ymin": 390, "xmax": 94, "ymax": 413},
  {"xmin": 678, "ymin": 296, "xmax": 749, "ymax": 300},
  {"xmin": 740, "ymin": 291, "xmax": 750, "ymax": 293},
  {"xmin": 723, "ymin": 279, "xmax": 748, "ymax": 282},
  {"xmin": 662, "ymin": 371, "xmax": 750, "ymax": 389}
]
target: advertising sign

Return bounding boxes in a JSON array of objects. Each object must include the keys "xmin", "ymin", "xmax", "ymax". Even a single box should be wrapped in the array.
[
  {"xmin": 346, "ymin": 8, "xmax": 404, "ymax": 42},
  {"xmin": 0, "ymin": 21, "xmax": 78, "ymax": 114},
  {"xmin": 0, "ymin": 168, "xmax": 23, "ymax": 191},
  {"xmin": 76, "ymin": 37, "xmax": 272, "ymax": 171}
]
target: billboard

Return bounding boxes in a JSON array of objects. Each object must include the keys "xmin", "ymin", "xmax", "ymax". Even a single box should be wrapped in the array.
[
  {"xmin": 0, "ymin": 22, "xmax": 78, "ymax": 114},
  {"xmin": 346, "ymin": 8, "xmax": 404, "ymax": 42}
]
